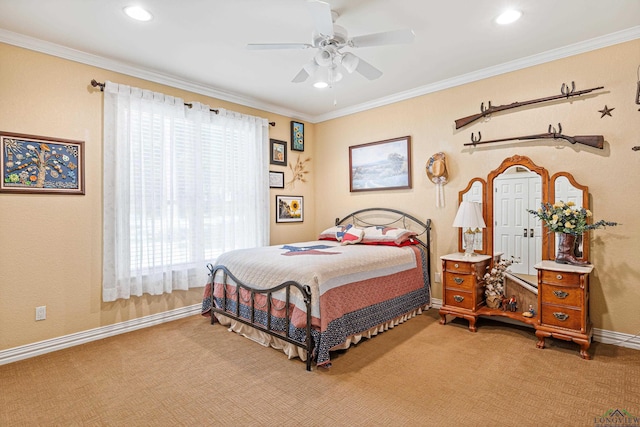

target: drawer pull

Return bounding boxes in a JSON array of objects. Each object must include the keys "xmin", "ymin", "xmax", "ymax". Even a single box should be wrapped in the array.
[
  {"xmin": 453, "ymin": 277, "xmax": 464, "ymax": 285},
  {"xmin": 454, "ymin": 263, "xmax": 459, "ymax": 268},
  {"xmin": 553, "ymin": 312, "xmax": 569, "ymax": 321},
  {"xmin": 453, "ymin": 295, "xmax": 465, "ymax": 303},
  {"xmin": 553, "ymin": 290, "xmax": 569, "ymax": 299},
  {"xmin": 556, "ymin": 274, "xmax": 563, "ymax": 280}
]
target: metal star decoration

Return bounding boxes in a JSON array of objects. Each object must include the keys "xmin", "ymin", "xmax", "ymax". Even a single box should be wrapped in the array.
[{"xmin": 598, "ymin": 105, "xmax": 614, "ymax": 118}]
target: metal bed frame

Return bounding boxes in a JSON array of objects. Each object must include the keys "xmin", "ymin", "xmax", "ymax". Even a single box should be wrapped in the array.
[{"xmin": 206, "ymin": 208, "xmax": 432, "ymax": 371}]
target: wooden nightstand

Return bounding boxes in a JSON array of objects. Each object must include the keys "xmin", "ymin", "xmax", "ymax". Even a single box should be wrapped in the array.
[
  {"xmin": 439, "ymin": 253, "xmax": 491, "ymax": 332},
  {"xmin": 534, "ymin": 261, "xmax": 594, "ymax": 359}
]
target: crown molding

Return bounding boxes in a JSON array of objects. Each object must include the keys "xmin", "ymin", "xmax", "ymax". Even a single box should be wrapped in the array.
[
  {"xmin": 1, "ymin": 26, "xmax": 638, "ymax": 124},
  {"xmin": 313, "ymin": 25, "xmax": 640, "ymax": 123},
  {"xmin": 0, "ymin": 28, "xmax": 314, "ymax": 123}
]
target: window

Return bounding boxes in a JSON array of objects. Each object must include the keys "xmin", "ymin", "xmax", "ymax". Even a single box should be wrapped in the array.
[{"xmin": 102, "ymin": 82, "xmax": 269, "ymax": 301}]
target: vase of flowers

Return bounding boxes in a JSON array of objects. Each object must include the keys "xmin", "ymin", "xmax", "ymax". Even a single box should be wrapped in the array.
[
  {"xmin": 527, "ymin": 201, "xmax": 618, "ymax": 265},
  {"xmin": 483, "ymin": 257, "xmax": 515, "ymax": 308}
]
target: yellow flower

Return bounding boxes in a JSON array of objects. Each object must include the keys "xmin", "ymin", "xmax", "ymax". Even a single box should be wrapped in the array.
[
  {"xmin": 564, "ymin": 221, "xmax": 575, "ymax": 229},
  {"xmin": 290, "ymin": 200, "xmax": 299, "ymax": 211},
  {"xmin": 566, "ymin": 201, "xmax": 575, "ymax": 207},
  {"xmin": 586, "ymin": 210, "xmax": 592, "ymax": 217}
]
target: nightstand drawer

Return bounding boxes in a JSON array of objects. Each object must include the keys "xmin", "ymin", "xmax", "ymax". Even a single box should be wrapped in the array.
[
  {"xmin": 539, "ymin": 269, "xmax": 580, "ymax": 287},
  {"xmin": 444, "ymin": 290, "xmax": 474, "ymax": 310},
  {"xmin": 540, "ymin": 284, "xmax": 582, "ymax": 307},
  {"xmin": 443, "ymin": 260, "xmax": 474, "ymax": 274},
  {"xmin": 444, "ymin": 271, "xmax": 475, "ymax": 290},
  {"xmin": 540, "ymin": 305, "xmax": 583, "ymax": 330}
]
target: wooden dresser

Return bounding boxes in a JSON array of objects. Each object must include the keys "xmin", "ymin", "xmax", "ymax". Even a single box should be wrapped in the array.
[
  {"xmin": 439, "ymin": 253, "xmax": 491, "ymax": 332},
  {"xmin": 439, "ymin": 254, "xmax": 594, "ymax": 359},
  {"xmin": 534, "ymin": 261, "xmax": 594, "ymax": 359}
]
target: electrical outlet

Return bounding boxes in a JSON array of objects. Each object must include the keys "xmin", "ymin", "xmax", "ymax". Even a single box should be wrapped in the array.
[
  {"xmin": 435, "ymin": 272, "xmax": 442, "ymax": 283},
  {"xmin": 35, "ymin": 306, "xmax": 46, "ymax": 321}
]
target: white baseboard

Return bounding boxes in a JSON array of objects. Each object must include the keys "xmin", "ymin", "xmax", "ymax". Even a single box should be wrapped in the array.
[
  {"xmin": 0, "ymin": 304, "xmax": 201, "ymax": 366},
  {"xmin": 430, "ymin": 297, "xmax": 640, "ymax": 351},
  {"xmin": 1, "ymin": 300, "xmax": 638, "ymax": 365}
]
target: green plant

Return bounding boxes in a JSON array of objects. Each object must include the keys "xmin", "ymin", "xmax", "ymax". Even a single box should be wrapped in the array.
[{"xmin": 527, "ymin": 201, "xmax": 618, "ymax": 235}]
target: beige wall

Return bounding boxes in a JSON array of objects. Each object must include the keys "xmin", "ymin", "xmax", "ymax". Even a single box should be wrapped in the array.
[
  {"xmin": 314, "ymin": 39, "xmax": 640, "ymax": 335},
  {"xmin": 0, "ymin": 42, "xmax": 315, "ymax": 350},
  {"xmin": 1, "ymin": 38, "xmax": 638, "ymax": 353}
]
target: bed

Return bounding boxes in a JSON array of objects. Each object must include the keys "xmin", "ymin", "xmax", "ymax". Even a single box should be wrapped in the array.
[{"xmin": 201, "ymin": 208, "xmax": 432, "ymax": 370}]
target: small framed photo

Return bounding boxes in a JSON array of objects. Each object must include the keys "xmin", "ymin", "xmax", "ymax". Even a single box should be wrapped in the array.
[
  {"xmin": 291, "ymin": 121, "xmax": 304, "ymax": 152},
  {"xmin": 349, "ymin": 136, "xmax": 412, "ymax": 192},
  {"xmin": 276, "ymin": 195, "xmax": 303, "ymax": 223},
  {"xmin": 1, "ymin": 131, "xmax": 85, "ymax": 194},
  {"xmin": 269, "ymin": 171, "xmax": 284, "ymax": 188},
  {"xmin": 270, "ymin": 139, "xmax": 287, "ymax": 166}
]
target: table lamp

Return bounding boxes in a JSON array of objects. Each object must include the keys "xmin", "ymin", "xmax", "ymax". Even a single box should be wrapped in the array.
[{"xmin": 452, "ymin": 201, "xmax": 486, "ymax": 256}]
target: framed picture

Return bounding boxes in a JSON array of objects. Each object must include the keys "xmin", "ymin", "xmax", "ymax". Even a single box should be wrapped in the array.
[
  {"xmin": 291, "ymin": 121, "xmax": 304, "ymax": 152},
  {"xmin": 269, "ymin": 170, "xmax": 284, "ymax": 188},
  {"xmin": 276, "ymin": 195, "xmax": 303, "ymax": 223},
  {"xmin": 349, "ymin": 136, "xmax": 412, "ymax": 192},
  {"xmin": 270, "ymin": 139, "xmax": 287, "ymax": 166},
  {"xmin": 1, "ymin": 131, "xmax": 85, "ymax": 195}
]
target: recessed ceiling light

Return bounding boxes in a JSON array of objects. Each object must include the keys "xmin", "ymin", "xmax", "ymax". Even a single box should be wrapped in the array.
[
  {"xmin": 123, "ymin": 6, "xmax": 153, "ymax": 22},
  {"xmin": 313, "ymin": 81, "xmax": 329, "ymax": 89},
  {"xmin": 496, "ymin": 9, "xmax": 522, "ymax": 25}
]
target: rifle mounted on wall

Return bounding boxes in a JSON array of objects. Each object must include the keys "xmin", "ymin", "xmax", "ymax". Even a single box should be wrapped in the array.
[
  {"xmin": 454, "ymin": 82, "xmax": 605, "ymax": 129},
  {"xmin": 464, "ymin": 124, "xmax": 604, "ymax": 149}
]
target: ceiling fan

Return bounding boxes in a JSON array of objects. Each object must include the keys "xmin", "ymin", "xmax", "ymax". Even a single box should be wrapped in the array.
[{"xmin": 247, "ymin": 0, "xmax": 415, "ymax": 87}]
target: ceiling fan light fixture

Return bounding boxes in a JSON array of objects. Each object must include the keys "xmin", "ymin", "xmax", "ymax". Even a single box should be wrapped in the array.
[
  {"xmin": 341, "ymin": 52, "xmax": 360, "ymax": 74},
  {"xmin": 495, "ymin": 9, "xmax": 522, "ymax": 25},
  {"xmin": 123, "ymin": 6, "xmax": 153, "ymax": 22}
]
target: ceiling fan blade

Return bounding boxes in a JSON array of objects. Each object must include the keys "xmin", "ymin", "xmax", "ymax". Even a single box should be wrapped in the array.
[
  {"xmin": 307, "ymin": 0, "xmax": 334, "ymax": 38},
  {"xmin": 247, "ymin": 43, "xmax": 312, "ymax": 50},
  {"xmin": 352, "ymin": 55, "xmax": 383, "ymax": 80},
  {"xmin": 349, "ymin": 29, "xmax": 415, "ymax": 48},
  {"xmin": 291, "ymin": 59, "xmax": 319, "ymax": 83}
]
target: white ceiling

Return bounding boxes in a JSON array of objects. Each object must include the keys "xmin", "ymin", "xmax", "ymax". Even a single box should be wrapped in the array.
[{"xmin": 0, "ymin": 0, "xmax": 639, "ymax": 123}]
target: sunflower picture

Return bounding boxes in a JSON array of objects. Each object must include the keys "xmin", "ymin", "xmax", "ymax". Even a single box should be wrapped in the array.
[{"xmin": 276, "ymin": 195, "xmax": 303, "ymax": 223}]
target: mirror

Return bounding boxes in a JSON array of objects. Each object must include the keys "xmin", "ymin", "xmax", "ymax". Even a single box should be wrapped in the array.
[
  {"xmin": 458, "ymin": 178, "xmax": 486, "ymax": 254},
  {"xmin": 487, "ymin": 156, "xmax": 550, "ymax": 273},
  {"xmin": 461, "ymin": 155, "xmax": 591, "ymax": 270},
  {"xmin": 550, "ymin": 172, "xmax": 589, "ymax": 263}
]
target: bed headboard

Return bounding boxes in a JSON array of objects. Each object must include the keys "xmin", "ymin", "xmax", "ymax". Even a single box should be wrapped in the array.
[{"xmin": 335, "ymin": 207, "xmax": 432, "ymax": 278}]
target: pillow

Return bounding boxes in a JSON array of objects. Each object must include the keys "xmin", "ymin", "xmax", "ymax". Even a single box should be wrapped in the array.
[
  {"xmin": 318, "ymin": 225, "xmax": 345, "ymax": 241},
  {"xmin": 361, "ymin": 238, "xmax": 419, "ymax": 247},
  {"xmin": 338, "ymin": 224, "xmax": 364, "ymax": 245},
  {"xmin": 361, "ymin": 226, "xmax": 418, "ymax": 245}
]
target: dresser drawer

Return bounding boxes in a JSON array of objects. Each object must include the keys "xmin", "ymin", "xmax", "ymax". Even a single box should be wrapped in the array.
[
  {"xmin": 444, "ymin": 271, "xmax": 475, "ymax": 290},
  {"xmin": 444, "ymin": 289, "xmax": 474, "ymax": 310},
  {"xmin": 540, "ymin": 305, "xmax": 583, "ymax": 330},
  {"xmin": 540, "ymin": 284, "xmax": 582, "ymax": 307},
  {"xmin": 539, "ymin": 269, "xmax": 580, "ymax": 287},
  {"xmin": 443, "ymin": 260, "xmax": 474, "ymax": 274}
]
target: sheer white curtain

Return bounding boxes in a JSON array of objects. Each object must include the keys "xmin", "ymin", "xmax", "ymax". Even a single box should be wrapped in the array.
[{"xmin": 102, "ymin": 81, "xmax": 269, "ymax": 301}]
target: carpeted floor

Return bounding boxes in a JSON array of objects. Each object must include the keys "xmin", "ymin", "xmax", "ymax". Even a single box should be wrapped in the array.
[{"xmin": 1, "ymin": 310, "xmax": 639, "ymax": 426}]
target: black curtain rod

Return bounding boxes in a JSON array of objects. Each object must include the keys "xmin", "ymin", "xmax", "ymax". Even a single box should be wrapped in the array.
[{"xmin": 90, "ymin": 79, "xmax": 275, "ymax": 126}]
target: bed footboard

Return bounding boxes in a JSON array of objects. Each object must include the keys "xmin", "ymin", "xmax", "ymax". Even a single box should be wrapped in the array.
[{"xmin": 206, "ymin": 263, "xmax": 314, "ymax": 371}]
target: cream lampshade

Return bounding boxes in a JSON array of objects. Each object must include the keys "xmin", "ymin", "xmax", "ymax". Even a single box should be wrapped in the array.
[{"xmin": 452, "ymin": 201, "xmax": 486, "ymax": 256}]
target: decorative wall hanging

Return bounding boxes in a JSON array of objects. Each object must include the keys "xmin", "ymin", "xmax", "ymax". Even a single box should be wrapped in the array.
[
  {"xmin": 291, "ymin": 121, "xmax": 304, "ymax": 152},
  {"xmin": 349, "ymin": 136, "xmax": 411, "ymax": 192},
  {"xmin": 269, "ymin": 139, "xmax": 287, "ymax": 166},
  {"xmin": 276, "ymin": 195, "xmax": 303, "ymax": 223},
  {"xmin": 426, "ymin": 152, "xmax": 448, "ymax": 208},
  {"xmin": 465, "ymin": 124, "xmax": 604, "ymax": 150},
  {"xmin": 286, "ymin": 154, "xmax": 311, "ymax": 189},
  {"xmin": 1, "ymin": 131, "xmax": 85, "ymax": 194},
  {"xmin": 454, "ymin": 81, "xmax": 604, "ymax": 129},
  {"xmin": 269, "ymin": 171, "xmax": 284, "ymax": 188},
  {"xmin": 598, "ymin": 105, "xmax": 614, "ymax": 118}
]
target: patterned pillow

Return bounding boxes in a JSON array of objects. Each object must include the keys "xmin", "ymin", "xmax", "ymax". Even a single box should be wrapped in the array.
[
  {"xmin": 361, "ymin": 226, "xmax": 418, "ymax": 245},
  {"xmin": 318, "ymin": 225, "xmax": 345, "ymax": 241},
  {"xmin": 338, "ymin": 224, "xmax": 364, "ymax": 245}
]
